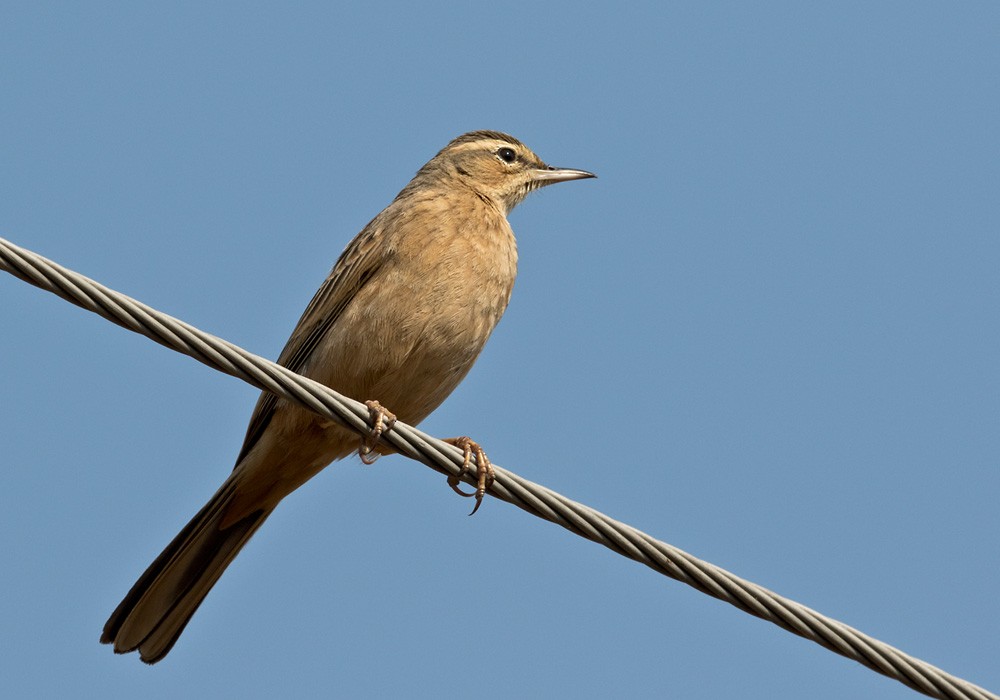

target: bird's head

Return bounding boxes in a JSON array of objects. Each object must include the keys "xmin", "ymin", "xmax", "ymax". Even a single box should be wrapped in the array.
[{"xmin": 412, "ymin": 130, "xmax": 595, "ymax": 215}]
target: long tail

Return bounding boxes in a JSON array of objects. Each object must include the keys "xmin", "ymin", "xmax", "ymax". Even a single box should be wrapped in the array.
[{"xmin": 101, "ymin": 478, "xmax": 270, "ymax": 664}]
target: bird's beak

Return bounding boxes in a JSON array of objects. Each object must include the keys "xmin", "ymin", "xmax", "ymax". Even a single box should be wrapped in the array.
[{"xmin": 531, "ymin": 166, "xmax": 597, "ymax": 184}]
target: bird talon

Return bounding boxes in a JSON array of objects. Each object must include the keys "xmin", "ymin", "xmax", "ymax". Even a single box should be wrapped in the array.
[
  {"xmin": 447, "ymin": 476, "xmax": 476, "ymax": 498},
  {"xmin": 359, "ymin": 400, "xmax": 396, "ymax": 465},
  {"xmin": 443, "ymin": 436, "xmax": 494, "ymax": 515}
]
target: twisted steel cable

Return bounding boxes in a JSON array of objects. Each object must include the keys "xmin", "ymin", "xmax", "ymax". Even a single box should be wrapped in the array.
[{"xmin": 1, "ymin": 236, "xmax": 995, "ymax": 700}]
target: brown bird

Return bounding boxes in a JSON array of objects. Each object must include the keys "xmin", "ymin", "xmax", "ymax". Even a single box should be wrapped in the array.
[{"xmin": 100, "ymin": 131, "xmax": 595, "ymax": 663}]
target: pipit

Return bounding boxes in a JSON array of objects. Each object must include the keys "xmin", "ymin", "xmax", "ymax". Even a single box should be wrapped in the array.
[{"xmin": 101, "ymin": 130, "xmax": 595, "ymax": 663}]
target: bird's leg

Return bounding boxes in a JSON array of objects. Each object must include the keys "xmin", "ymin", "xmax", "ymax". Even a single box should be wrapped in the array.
[
  {"xmin": 359, "ymin": 400, "xmax": 397, "ymax": 465},
  {"xmin": 443, "ymin": 436, "xmax": 495, "ymax": 515}
]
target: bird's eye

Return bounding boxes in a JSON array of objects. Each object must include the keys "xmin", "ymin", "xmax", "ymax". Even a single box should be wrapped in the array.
[{"xmin": 497, "ymin": 147, "xmax": 516, "ymax": 163}]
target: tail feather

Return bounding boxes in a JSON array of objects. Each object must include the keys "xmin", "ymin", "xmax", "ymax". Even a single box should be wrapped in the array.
[{"xmin": 101, "ymin": 478, "xmax": 271, "ymax": 664}]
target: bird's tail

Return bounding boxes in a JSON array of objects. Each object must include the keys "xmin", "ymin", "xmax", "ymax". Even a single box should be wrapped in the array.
[{"xmin": 101, "ymin": 477, "xmax": 270, "ymax": 664}]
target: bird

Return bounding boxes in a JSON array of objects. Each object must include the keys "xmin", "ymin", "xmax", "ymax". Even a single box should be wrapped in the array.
[{"xmin": 100, "ymin": 130, "xmax": 595, "ymax": 663}]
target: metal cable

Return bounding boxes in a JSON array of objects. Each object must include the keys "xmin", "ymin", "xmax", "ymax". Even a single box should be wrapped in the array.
[{"xmin": 0, "ymin": 235, "xmax": 995, "ymax": 700}]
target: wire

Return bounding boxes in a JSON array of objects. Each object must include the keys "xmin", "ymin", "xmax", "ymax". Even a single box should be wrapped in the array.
[{"xmin": 0, "ymin": 235, "xmax": 995, "ymax": 700}]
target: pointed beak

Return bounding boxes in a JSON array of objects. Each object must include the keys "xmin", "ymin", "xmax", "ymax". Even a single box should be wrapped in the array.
[{"xmin": 530, "ymin": 166, "xmax": 597, "ymax": 184}]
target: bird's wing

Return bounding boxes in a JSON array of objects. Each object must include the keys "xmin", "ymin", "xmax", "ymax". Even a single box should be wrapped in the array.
[{"xmin": 233, "ymin": 220, "xmax": 390, "ymax": 466}]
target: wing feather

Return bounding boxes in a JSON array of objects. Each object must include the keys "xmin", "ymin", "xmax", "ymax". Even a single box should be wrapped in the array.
[{"xmin": 233, "ymin": 219, "xmax": 390, "ymax": 466}]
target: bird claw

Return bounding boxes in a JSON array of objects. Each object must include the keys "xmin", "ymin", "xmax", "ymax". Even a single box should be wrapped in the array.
[
  {"xmin": 443, "ymin": 436, "xmax": 494, "ymax": 515},
  {"xmin": 359, "ymin": 400, "xmax": 397, "ymax": 465}
]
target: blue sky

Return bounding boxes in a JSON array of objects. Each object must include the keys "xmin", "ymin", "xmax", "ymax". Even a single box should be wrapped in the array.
[{"xmin": 2, "ymin": 3, "xmax": 998, "ymax": 698}]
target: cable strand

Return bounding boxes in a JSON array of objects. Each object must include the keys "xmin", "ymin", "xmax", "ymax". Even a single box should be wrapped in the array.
[{"xmin": 0, "ymin": 235, "xmax": 994, "ymax": 700}]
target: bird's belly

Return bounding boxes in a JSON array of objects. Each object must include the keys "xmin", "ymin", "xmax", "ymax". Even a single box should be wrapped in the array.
[{"xmin": 304, "ymin": 266, "xmax": 512, "ymax": 425}]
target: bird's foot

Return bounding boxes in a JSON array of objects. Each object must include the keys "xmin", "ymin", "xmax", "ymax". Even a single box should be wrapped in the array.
[
  {"xmin": 443, "ymin": 436, "xmax": 495, "ymax": 515},
  {"xmin": 359, "ymin": 400, "xmax": 397, "ymax": 465}
]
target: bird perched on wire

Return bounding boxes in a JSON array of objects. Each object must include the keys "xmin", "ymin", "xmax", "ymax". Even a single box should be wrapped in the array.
[{"xmin": 100, "ymin": 130, "xmax": 595, "ymax": 663}]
